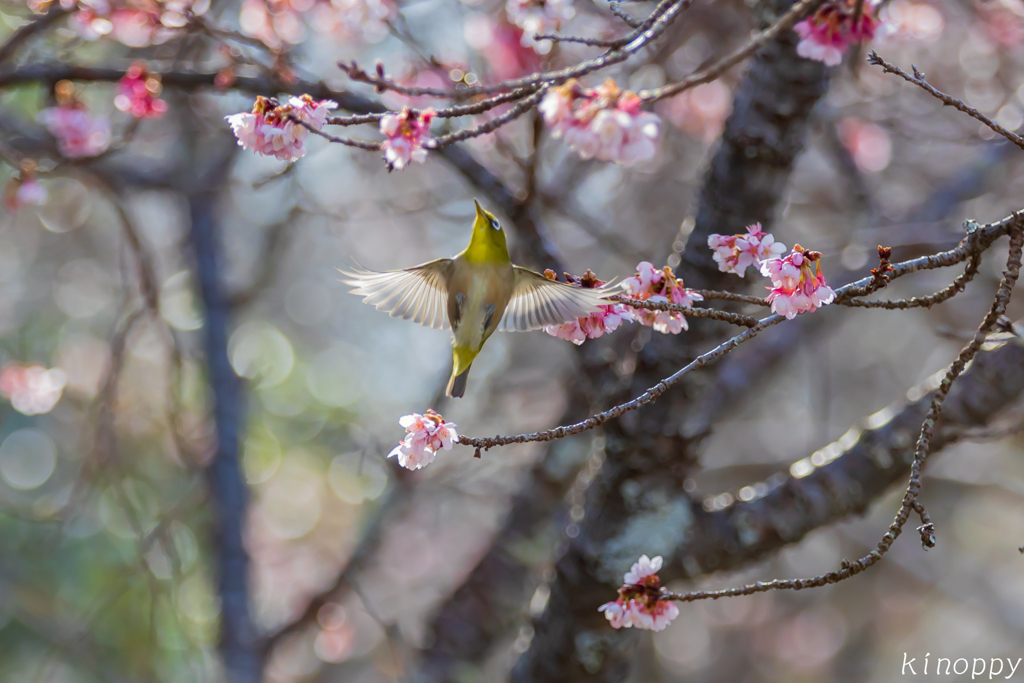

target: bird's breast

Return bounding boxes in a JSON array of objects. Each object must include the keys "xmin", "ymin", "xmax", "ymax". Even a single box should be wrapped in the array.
[{"xmin": 450, "ymin": 262, "xmax": 514, "ymax": 350}]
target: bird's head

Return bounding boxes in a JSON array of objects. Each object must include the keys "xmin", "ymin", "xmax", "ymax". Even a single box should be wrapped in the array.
[{"xmin": 467, "ymin": 199, "xmax": 509, "ymax": 260}]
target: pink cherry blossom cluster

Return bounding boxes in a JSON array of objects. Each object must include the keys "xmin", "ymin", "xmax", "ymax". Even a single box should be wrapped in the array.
[
  {"xmin": 380, "ymin": 108, "xmax": 435, "ymax": 171},
  {"xmin": 505, "ymin": 0, "xmax": 575, "ymax": 53},
  {"xmin": 543, "ymin": 270, "xmax": 634, "ymax": 345},
  {"xmin": 708, "ymin": 222, "xmax": 787, "ymax": 277},
  {"xmin": 37, "ymin": 81, "xmax": 111, "ymax": 158},
  {"xmin": 760, "ymin": 245, "xmax": 836, "ymax": 319},
  {"xmin": 0, "ymin": 363, "xmax": 68, "ymax": 416},
  {"xmin": 793, "ymin": 0, "xmax": 880, "ymax": 66},
  {"xmin": 539, "ymin": 79, "xmax": 662, "ymax": 167},
  {"xmin": 4, "ymin": 160, "xmax": 47, "ymax": 212},
  {"xmin": 115, "ymin": 62, "xmax": 169, "ymax": 119},
  {"xmin": 623, "ymin": 261, "xmax": 703, "ymax": 335},
  {"xmin": 226, "ymin": 94, "xmax": 337, "ymax": 162},
  {"xmin": 599, "ymin": 555, "xmax": 680, "ymax": 631},
  {"xmin": 388, "ymin": 410, "xmax": 459, "ymax": 470}
]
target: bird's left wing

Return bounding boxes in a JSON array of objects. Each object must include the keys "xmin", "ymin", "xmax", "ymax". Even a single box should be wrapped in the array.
[
  {"xmin": 498, "ymin": 266, "xmax": 620, "ymax": 332},
  {"xmin": 340, "ymin": 259, "xmax": 453, "ymax": 330}
]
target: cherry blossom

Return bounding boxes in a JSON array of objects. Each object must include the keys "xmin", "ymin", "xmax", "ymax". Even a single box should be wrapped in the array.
[
  {"xmin": 540, "ymin": 80, "xmax": 661, "ymax": 167},
  {"xmin": 226, "ymin": 95, "xmax": 337, "ymax": 162},
  {"xmin": 793, "ymin": 0, "xmax": 879, "ymax": 66},
  {"xmin": 380, "ymin": 108, "xmax": 435, "ymax": 171},
  {"xmin": 599, "ymin": 554, "xmax": 680, "ymax": 631},
  {"xmin": 708, "ymin": 222, "xmax": 786, "ymax": 277},
  {"xmin": 543, "ymin": 270, "xmax": 634, "ymax": 345},
  {"xmin": 4, "ymin": 160, "xmax": 47, "ymax": 212},
  {"xmin": 760, "ymin": 245, "xmax": 836, "ymax": 319},
  {"xmin": 0, "ymin": 363, "xmax": 68, "ymax": 416},
  {"xmin": 505, "ymin": 0, "xmax": 575, "ymax": 53},
  {"xmin": 388, "ymin": 410, "xmax": 459, "ymax": 471},
  {"xmin": 115, "ymin": 63, "xmax": 168, "ymax": 119},
  {"xmin": 38, "ymin": 81, "xmax": 111, "ymax": 158},
  {"xmin": 622, "ymin": 261, "xmax": 702, "ymax": 334}
]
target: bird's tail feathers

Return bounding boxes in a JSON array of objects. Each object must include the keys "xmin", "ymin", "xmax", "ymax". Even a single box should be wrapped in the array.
[
  {"xmin": 446, "ymin": 366, "xmax": 471, "ymax": 398},
  {"xmin": 448, "ymin": 345, "xmax": 477, "ymax": 398}
]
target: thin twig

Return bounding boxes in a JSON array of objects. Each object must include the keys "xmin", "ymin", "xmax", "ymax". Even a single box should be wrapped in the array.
[
  {"xmin": 868, "ymin": 52, "xmax": 1024, "ymax": 151},
  {"xmin": 640, "ymin": 0, "xmax": 826, "ymax": 102}
]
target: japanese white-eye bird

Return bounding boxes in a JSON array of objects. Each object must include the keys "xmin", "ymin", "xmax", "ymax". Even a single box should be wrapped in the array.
[{"xmin": 341, "ymin": 200, "xmax": 619, "ymax": 398}]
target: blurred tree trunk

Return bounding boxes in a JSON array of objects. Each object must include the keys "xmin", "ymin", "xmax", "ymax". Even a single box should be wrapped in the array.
[
  {"xmin": 509, "ymin": 2, "xmax": 829, "ymax": 680},
  {"xmin": 189, "ymin": 186, "xmax": 262, "ymax": 683}
]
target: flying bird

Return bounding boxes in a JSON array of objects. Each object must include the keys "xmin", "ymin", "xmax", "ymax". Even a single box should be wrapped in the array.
[{"xmin": 341, "ymin": 200, "xmax": 619, "ymax": 397}]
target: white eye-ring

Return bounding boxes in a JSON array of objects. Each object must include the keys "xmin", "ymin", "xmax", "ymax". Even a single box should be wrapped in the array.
[{"xmin": 491, "ymin": 218, "xmax": 500, "ymax": 230}]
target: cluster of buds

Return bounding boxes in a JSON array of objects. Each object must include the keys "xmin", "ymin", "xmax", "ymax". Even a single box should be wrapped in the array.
[
  {"xmin": 599, "ymin": 555, "xmax": 680, "ymax": 631},
  {"xmin": 539, "ymin": 79, "xmax": 662, "ymax": 167},
  {"xmin": 622, "ymin": 261, "xmax": 703, "ymax": 334},
  {"xmin": 4, "ymin": 160, "xmax": 47, "ymax": 212},
  {"xmin": 708, "ymin": 222, "xmax": 787, "ymax": 277},
  {"xmin": 760, "ymin": 245, "xmax": 836, "ymax": 319},
  {"xmin": 505, "ymin": 0, "xmax": 575, "ymax": 53},
  {"xmin": 226, "ymin": 94, "xmax": 337, "ymax": 162},
  {"xmin": 379, "ymin": 108, "xmax": 436, "ymax": 171},
  {"xmin": 543, "ymin": 270, "xmax": 634, "ymax": 345},
  {"xmin": 115, "ymin": 62, "xmax": 168, "ymax": 119},
  {"xmin": 0, "ymin": 363, "xmax": 68, "ymax": 416},
  {"xmin": 37, "ymin": 80, "xmax": 111, "ymax": 158},
  {"xmin": 793, "ymin": 0, "xmax": 880, "ymax": 66},
  {"xmin": 388, "ymin": 410, "xmax": 459, "ymax": 470}
]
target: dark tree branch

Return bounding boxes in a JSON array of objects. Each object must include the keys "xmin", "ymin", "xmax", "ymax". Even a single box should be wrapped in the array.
[
  {"xmin": 671, "ymin": 319, "xmax": 1024, "ymax": 583},
  {"xmin": 0, "ymin": 7, "xmax": 66, "ymax": 65},
  {"xmin": 189, "ymin": 168, "xmax": 261, "ymax": 683},
  {"xmin": 510, "ymin": 0, "xmax": 831, "ymax": 677}
]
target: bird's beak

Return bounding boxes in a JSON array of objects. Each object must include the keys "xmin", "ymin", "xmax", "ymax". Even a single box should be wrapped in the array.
[{"xmin": 474, "ymin": 199, "xmax": 486, "ymax": 222}]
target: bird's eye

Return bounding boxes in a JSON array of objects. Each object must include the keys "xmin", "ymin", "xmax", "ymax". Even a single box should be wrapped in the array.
[{"xmin": 491, "ymin": 218, "xmax": 501, "ymax": 231}]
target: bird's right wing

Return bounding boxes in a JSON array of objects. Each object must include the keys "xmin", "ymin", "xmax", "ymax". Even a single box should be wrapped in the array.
[
  {"xmin": 498, "ymin": 267, "xmax": 621, "ymax": 332},
  {"xmin": 340, "ymin": 259, "xmax": 453, "ymax": 330}
]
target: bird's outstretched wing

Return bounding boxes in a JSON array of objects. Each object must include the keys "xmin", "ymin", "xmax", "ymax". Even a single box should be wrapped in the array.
[
  {"xmin": 498, "ymin": 267, "xmax": 622, "ymax": 332},
  {"xmin": 340, "ymin": 259, "xmax": 453, "ymax": 330}
]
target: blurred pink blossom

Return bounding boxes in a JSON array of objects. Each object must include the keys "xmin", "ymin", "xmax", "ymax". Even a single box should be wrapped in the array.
[
  {"xmin": 473, "ymin": 19, "xmax": 542, "ymax": 83},
  {"xmin": 760, "ymin": 245, "xmax": 836, "ymax": 319},
  {"xmin": 540, "ymin": 79, "xmax": 661, "ymax": 167},
  {"xmin": 658, "ymin": 81, "xmax": 731, "ymax": 142},
  {"xmin": 380, "ymin": 108, "xmax": 435, "ymax": 170},
  {"xmin": 226, "ymin": 95, "xmax": 337, "ymax": 162},
  {"xmin": 239, "ymin": 0, "xmax": 392, "ymax": 47},
  {"xmin": 4, "ymin": 161, "xmax": 47, "ymax": 212},
  {"xmin": 794, "ymin": 0, "xmax": 879, "ymax": 66},
  {"xmin": 0, "ymin": 363, "xmax": 68, "ymax": 416},
  {"xmin": 38, "ymin": 85, "xmax": 111, "ymax": 159},
  {"xmin": 599, "ymin": 555, "xmax": 680, "ymax": 631},
  {"xmin": 708, "ymin": 222, "xmax": 786, "ymax": 277},
  {"xmin": 388, "ymin": 410, "xmax": 459, "ymax": 471},
  {"xmin": 115, "ymin": 62, "xmax": 168, "ymax": 119},
  {"xmin": 505, "ymin": 0, "xmax": 574, "ymax": 53},
  {"xmin": 622, "ymin": 261, "xmax": 702, "ymax": 334}
]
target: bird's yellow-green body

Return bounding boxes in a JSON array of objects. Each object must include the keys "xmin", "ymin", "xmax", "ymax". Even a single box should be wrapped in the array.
[
  {"xmin": 341, "ymin": 200, "xmax": 618, "ymax": 398},
  {"xmin": 445, "ymin": 204, "xmax": 515, "ymax": 396}
]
